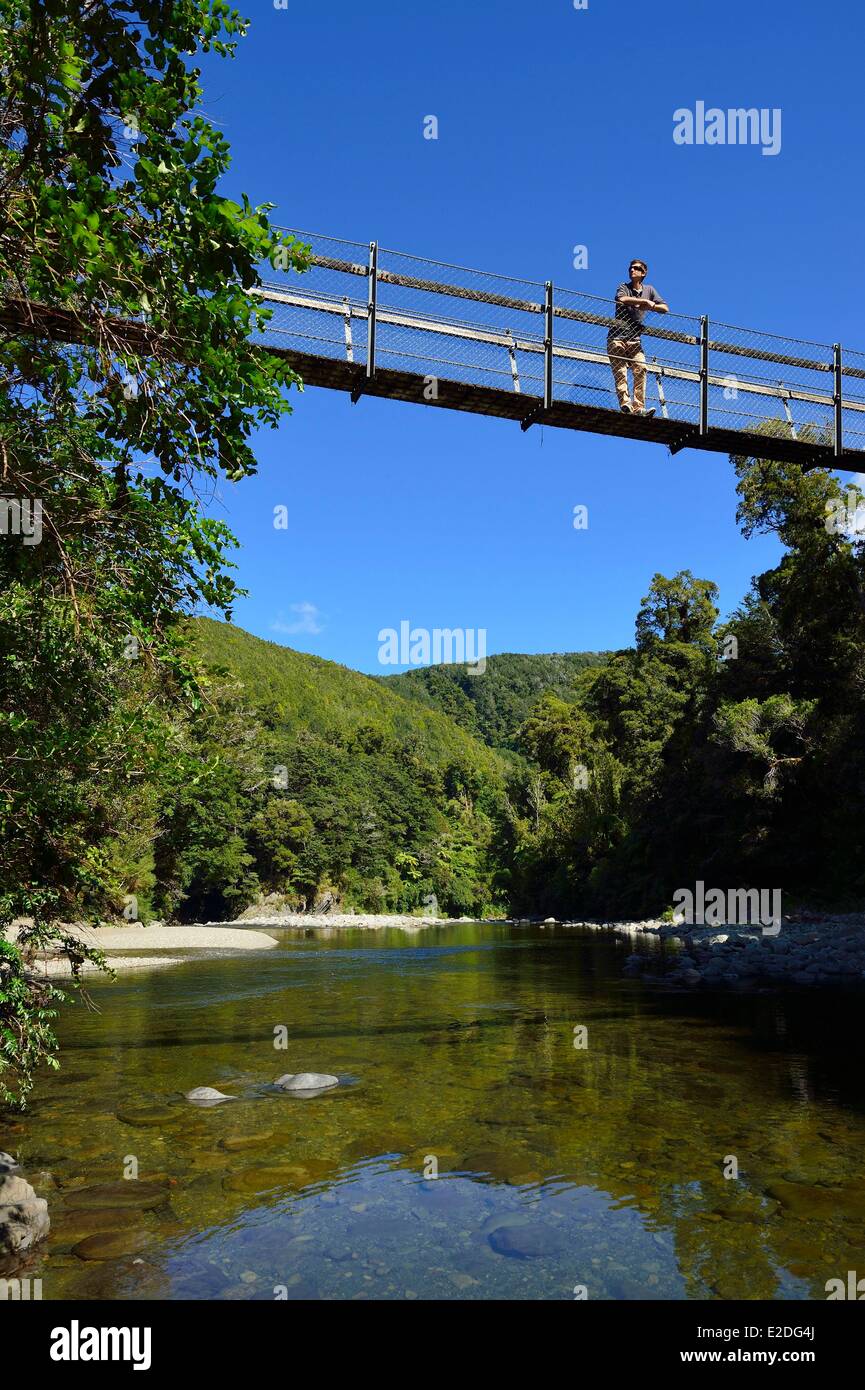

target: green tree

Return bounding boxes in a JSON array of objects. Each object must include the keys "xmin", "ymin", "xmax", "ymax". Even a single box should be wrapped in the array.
[
  {"xmin": 0, "ymin": 0, "xmax": 306, "ymax": 1105},
  {"xmin": 635, "ymin": 571, "xmax": 719, "ymax": 652}
]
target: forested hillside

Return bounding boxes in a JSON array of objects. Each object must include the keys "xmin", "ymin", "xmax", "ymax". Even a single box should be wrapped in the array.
[
  {"xmin": 195, "ymin": 619, "xmax": 508, "ymax": 771},
  {"xmin": 381, "ymin": 651, "xmax": 610, "ymax": 749},
  {"xmin": 178, "ymin": 619, "xmax": 512, "ymax": 920}
]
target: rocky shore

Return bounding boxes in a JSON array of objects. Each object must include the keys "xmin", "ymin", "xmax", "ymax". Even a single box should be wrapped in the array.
[{"xmin": 615, "ymin": 913, "xmax": 865, "ymax": 990}]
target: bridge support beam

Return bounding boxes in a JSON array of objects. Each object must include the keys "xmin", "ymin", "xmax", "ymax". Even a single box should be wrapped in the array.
[
  {"xmin": 699, "ymin": 315, "xmax": 709, "ymax": 435},
  {"xmin": 366, "ymin": 240, "xmax": 378, "ymax": 382},
  {"xmin": 543, "ymin": 280, "xmax": 553, "ymax": 411},
  {"xmin": 351, "ymin": 242, "xmax": 378, "ymax": 405},
  {"xmin": 834, "ymin": 342, "xmax": 843, "ymax": 456},
  {"xmin": 521, "ymin": 282, "xmax": 554, "ymax": 431},
  {"xmin": 520, "ymin": 402, "xmax": 548, "ymax": 431}
]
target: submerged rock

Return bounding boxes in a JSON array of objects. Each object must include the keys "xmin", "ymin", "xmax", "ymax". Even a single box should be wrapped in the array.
[
  {"xmin": 274, "ymin": 1073, "xmax": 339, "ymax": 1093},
  {"xmin": 488, "ymin": 1222, "xmax": 567, "ymax": 1259},
  {"xmin": 53, "ymin": 1207, "xmax": 148, "ymax": 1243},
  {"xmin": 63, "ymin": 1181, "xmax": 168, "ymax": 1211},
  {"xmin": 116, "ymin": 1104, "xmax": 179, "ymax": 1127},
  {"xmin": 219, "ymin": 1132, "xmax": 274, "ymax": 1153},
  {"xmin": 767, "ymin": 1180, "xmax": 865, "ymax": 1221},
  {"xmin": 222, "ymin": 1166, "xmax": 304, "ymax": 1195},
  {"xmin": 185, "ymin": 1086, "xmax": 235, "ymax": 1105},
  {"xmin": 73, "ymin": 1228, "xmax": 153, "ymax": 1261}
]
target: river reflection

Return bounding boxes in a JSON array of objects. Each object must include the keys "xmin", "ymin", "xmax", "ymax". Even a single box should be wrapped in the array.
[{"xmin": 4, "ymin": 923, "xmax": 865, "ymax": 1299}]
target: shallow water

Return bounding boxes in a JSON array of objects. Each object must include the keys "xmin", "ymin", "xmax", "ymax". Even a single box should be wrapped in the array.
[{"xmin": 4, "ymin": 922, "xmax": 865, "ymax": 1300}]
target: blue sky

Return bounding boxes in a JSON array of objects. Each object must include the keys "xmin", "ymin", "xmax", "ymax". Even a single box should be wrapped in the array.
[{"xmin": 197, "ymin": 0, "xmax": 861, "ymax": 673}]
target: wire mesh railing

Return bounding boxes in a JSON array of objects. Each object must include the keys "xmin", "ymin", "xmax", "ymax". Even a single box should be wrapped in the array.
[{"xmin": 253, "ymin": 230, "xmax": 864, "ymax": 458}]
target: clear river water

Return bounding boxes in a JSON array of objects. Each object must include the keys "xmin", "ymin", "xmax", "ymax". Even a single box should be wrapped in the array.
[{"xmin": 5, "ymin": 922, "xmax": 865, "ymax": 1300}]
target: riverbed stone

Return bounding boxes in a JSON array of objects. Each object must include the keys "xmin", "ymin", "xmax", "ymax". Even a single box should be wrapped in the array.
[
  {"xmin": 218, "ymin": 1132, "xmax": 274, "ymax": 1153},
  {"xmin": 274, "ymin": 1073, "xmax": 339, "ymax": 1092},
  {"xmin": 116, "ymin": 1104, "xmax": 180, "ymax": 1127},
  {"xmin": 73, "ymin": 1228, "xmax": 153, "ymax": 1261},
  {"xmin": 488, "ymin": 1221, "xmax": 568, "ymax": 1259},
  {"xmin": 185, "ymin": 1086, "xmax": 235, "ymax": 1104},
  {"xmin": 222, "ymin": 1166, "xmax": 304, "ymax": 1195},
  {"xmin": 63, "ymin": 1181, "xmax": 169, "ymax": 1211},
  {"xmin": 52, "ymin": 1207, "xmax": 148, "ymax": 1243},
  {"xmin": 0, "ymin": 1172, "xmax": 50, "ymax": 1254},
  {"xmin": 768, "ymin": 1181, "xmax": 865, "ymax": 1221}
]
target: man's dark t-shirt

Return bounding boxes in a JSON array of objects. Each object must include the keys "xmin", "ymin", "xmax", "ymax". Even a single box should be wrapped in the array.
[{"xmin": 608, "ymin": 282, "xmax": 663, "ymax": 343}]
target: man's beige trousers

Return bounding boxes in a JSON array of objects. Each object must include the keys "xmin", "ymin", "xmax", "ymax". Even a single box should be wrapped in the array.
[{"xmin": 609, "ymin": 338, "xmax": 647, "ymax": 411}]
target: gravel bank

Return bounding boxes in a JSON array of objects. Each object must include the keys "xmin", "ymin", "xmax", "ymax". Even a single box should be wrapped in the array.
[
  {"xmin": 226, "ymin": 912, "xmax": 489, "ymax": 930},
  {"xmin": 32, "ymin": 954, "xmax": 184, "ymax": 979},
  {"xmin": 615, "ymin": 914, "xmax": 865, "ymax": 990},
  {"xmin": 8, "ymin": 923, "xmax": 278, "ymax": 978},
  {"xmin": 58, "ymin": 925, "xmax": 279, "ymax": 951}
]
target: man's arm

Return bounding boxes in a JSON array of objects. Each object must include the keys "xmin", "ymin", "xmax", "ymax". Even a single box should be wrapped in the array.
[{"xmin": 616, "ymin": 288, "xmax": 669, "ymax": 312}]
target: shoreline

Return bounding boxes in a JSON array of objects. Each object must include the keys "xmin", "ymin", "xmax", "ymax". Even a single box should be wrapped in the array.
[
  {"xmin": 8, "ymin": 912, "xmax": 865, "ymax": 989},
  {"xmin": 9, "ymin": 923, "xmax": 279, "ymax": 978}
]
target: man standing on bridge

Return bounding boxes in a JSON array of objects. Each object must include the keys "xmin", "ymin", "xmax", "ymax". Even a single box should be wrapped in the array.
[{"xmin": 608, "ymin": 259, "xmax": 669, "ymax": 416}]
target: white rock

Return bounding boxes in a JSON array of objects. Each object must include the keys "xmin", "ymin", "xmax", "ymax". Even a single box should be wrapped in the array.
[
  {"xmin": 185, "ymin": 1086, "xmax": 235, "ymax": 1104},
  {"xmin": 0, "ymin": 1172, "xmax": 50, "ymax": 1254},
  {"xmin": 275, "ymin": 1072, "xmax": 339, "ymax": 1092}
]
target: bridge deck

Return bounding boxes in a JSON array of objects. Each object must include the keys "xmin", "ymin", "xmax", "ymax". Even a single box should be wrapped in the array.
[
  {"xmin": 275, "ymin": 347, "xmax": 834, "ymax": 470},
  {"xmin": 255, "ymin": 230, "xmax": 865, "ymax": 470}
]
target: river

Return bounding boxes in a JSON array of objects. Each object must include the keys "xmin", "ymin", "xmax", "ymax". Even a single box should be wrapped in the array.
[{"xmin": 6, "ymin": 922, "xmax": 865, "ymax": 1300}]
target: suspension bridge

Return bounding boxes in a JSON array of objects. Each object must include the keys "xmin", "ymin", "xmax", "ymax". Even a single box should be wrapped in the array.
[
  {"xmin": 251, "ymin": 230, "xmax": 865, "ymax": 471},
  {"xmin": 3, "ymin": 228, "xmax": 864, "ymax": 471}
]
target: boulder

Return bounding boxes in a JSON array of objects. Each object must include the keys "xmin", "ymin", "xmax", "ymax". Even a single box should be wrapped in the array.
[
  {"xmin": 0, "ymin": 1171, "xmax": 50, "ymax": 1255},
  {"xmin": 184, "ymin": 1086, "xmax": 235, "ymax": 1104},
  {"xmin": 274, "ymin": 1072, "xmax": 339, "ymax": 1093}
]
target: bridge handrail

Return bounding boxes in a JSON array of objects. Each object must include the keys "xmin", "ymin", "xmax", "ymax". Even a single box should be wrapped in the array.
[{"xmin": 283, "ymin": 251, "xmax": 855, "ymax": 379}]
